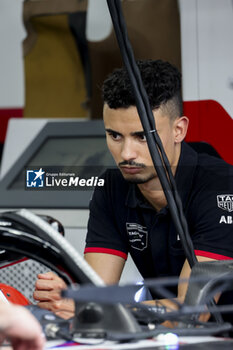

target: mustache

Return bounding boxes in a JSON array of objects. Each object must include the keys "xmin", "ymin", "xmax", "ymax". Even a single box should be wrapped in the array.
[{"xmin": 118, "ymin": 160, "xmax": 146, "ymax": 168}]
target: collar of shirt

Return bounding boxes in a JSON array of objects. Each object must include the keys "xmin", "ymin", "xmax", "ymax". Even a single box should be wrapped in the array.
[{"xmin": 125, "ymin": 142, "xmax": 198, "ymax": 211}]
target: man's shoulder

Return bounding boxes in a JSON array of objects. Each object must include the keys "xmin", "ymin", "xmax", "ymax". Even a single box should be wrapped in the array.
[
  {"xmin": 91, "ymin": 168, "xmax": 130, "ymax": 210},
  {"xmin": 183, "ymin": 142, "xmax": 232, "ymax": 172},
  {"xmin": 180, "ymin": 144, "xmax": 233, "ymax": 209},
  {"xmin": 196, "ymin": 152, "xmax": 233, "ymax": 178},
  {"xmin": 190, "ymin": 152, "xmax": 233, "ymax": 201},
  {"xmin": 100, "ymin": 168, "xmax": 130, "ymax": 193}
]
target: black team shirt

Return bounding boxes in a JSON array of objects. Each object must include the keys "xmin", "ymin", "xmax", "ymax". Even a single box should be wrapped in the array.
[
  {"xmin": 85, "ymin": 142, "xmax": 233, "ymax": 321},
  {"xmin": 86, "ymin": 142, "xmax": 233, "ymax": 271}
]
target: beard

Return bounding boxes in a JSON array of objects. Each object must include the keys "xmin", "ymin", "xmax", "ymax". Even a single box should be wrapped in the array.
[
  {"xmin": 118, "ymin": 160, "xmax": 156, "ymax": 184},
  {"xmin": 122, "ymin": 172, "xmax": 156, "ymax": 184}
]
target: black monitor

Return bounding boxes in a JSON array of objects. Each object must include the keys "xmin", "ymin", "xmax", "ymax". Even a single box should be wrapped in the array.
[{"xmin": 0, "ymin": 120, "xmax": 115, "ymax": 208}]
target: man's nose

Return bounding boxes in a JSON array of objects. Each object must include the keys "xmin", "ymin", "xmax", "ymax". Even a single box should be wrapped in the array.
[{"xmin": 121, "ymin": 140, "xmax": 137, "ymax": 161}]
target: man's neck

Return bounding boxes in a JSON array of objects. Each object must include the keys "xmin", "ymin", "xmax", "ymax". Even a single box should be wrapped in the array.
[
  {"xmin": 138, "ymin": 180, "xmax": 167, "ymax": 212},
  {"xmin": 138, "ymin": 147, "xmax": 181, "ymax": 212}
]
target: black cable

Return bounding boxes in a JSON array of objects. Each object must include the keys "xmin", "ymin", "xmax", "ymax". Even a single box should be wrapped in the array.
[
  {"xmin": 106, "ymin": 0, "xmax": 197, "ymax": 268},
  {"xmin": 116, "ymin": 0, "xmax": 197, "ymax": 266}
]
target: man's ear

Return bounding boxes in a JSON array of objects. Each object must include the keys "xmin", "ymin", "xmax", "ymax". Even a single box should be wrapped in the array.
[{"xmin": 174, "ymin": 116, "xmax": 189, "ymax": 143}]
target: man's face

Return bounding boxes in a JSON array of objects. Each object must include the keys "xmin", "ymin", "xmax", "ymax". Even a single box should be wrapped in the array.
[{"xmin": 103, "ymin": 104, "xmax": 181, "ymax": 184}]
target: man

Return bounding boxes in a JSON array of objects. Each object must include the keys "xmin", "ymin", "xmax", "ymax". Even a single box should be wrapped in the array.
[
  {"xmin": 0, "ymin": 301, "xmax": 44, "ymax": 350},
  {"xmin": 34, "ymin": 60, "xmax": 233, "ymax": 320}
]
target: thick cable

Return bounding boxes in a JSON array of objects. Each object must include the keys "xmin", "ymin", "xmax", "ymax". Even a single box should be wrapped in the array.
[
  {"xmin": 106, "ymin": 0, "xmax": 197, "ymax": 267},
  {"xmin": 115, "ymin": 0, "xmax": 197, "ymax": 266}
]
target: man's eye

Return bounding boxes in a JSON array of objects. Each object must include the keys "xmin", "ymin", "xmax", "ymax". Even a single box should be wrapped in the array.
[
  {"xmin": 109, "ymin": 132, "xmax": 121, "ymax": 140},
  {"xmin": 138, "ymin": 134, "xmax": 146, "ymax": 141}
]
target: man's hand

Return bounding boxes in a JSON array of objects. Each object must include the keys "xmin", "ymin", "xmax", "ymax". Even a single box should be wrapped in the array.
[
  {"xmin": 0, "ymin": 302, "xmax": 45, "ymax": 350},
  {"xmin": 34, "ymin": 254, "xmax": 125, "ymax": 319},
  {"xmin": 33, "ymin": 271, "xmax": 75, "ymax": 319}
]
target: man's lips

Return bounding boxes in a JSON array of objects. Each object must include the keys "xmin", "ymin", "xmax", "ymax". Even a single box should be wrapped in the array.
[{"xmin": 120, "ymin": 166, "xmax": 143, "ymax": 174}]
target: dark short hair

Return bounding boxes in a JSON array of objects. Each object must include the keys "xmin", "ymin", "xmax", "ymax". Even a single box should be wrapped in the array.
[{"xmin": 102, "ymin": 59, "xmax": 183, "ymax": 119}]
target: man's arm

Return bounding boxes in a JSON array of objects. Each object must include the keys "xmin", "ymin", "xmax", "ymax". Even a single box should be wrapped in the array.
[
  {"xmin": 0, "ymin": 302, "xmax": 45, "ymax": 350},
  {"xmin": 178, "ymin": 256, "xmax": 218, "ymax": 301},
  {"xmin": 33, "ymin": 253, "xmax": 125, "ymax": 318},
  {"xmin": 143, "ymin": 255, "xmax": 218, "ymax": 326},
  {"xmin": 84, "ymin": 252, "xmax": 125, "ymax": 284},
  {"xmin": 34, "ymin": 253, "xmax": 220, "ymax": 324}
]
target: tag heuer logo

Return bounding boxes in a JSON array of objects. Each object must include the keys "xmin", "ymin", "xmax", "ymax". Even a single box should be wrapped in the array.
[{"xmin": 217, "ymin": 194, "xmax": 233, "ymax": 212}]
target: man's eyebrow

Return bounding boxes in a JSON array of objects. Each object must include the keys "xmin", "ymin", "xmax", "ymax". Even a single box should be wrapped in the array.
[
  {"xmin": 105, "ymin": 129, "xmax": 145, "ymax": 137},
  {"xmin": 131, "ymin": 131, "xmax": 145, "ymax": 137},
  {"xmin": 105, "ymin": 128, "xmax": 122, "ymax": 136}
]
